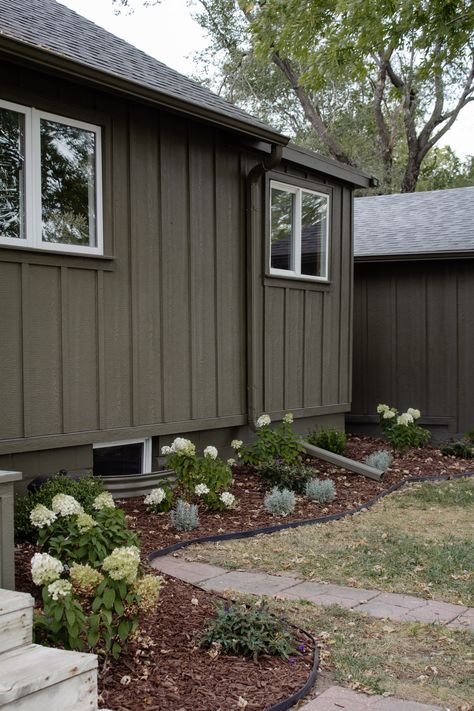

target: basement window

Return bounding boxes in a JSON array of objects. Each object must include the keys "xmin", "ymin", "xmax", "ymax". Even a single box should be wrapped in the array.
[
  {"xmin": 269, "ymin": 180, "xmax": 329, "ymax": 280},
  {"xmin": 0, "ymin": 98, "xmax": 103, "ymax": 255},
  {"xmin": 93, "ymin": 438, "xmax": 152, "ymax": 477}
]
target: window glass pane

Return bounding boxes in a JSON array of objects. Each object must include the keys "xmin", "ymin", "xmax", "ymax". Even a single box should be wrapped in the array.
[
  {"xmin": 40, "ymin": 118, "xmax": 97, "ymax": 246},
  {"xmin": 301, "ymin": 191, "xmax": 328, "ymax": 277},
  {"xmin": 93, "ymin": 443, "xmax": 143, "ymax": 477},
  {"xmin": 0, "ymin": 107, "xmax": 25, "ymax": 240},
  {"xmin": 271, "ymin": 187, "xmax": 294, "ymax": 271}
]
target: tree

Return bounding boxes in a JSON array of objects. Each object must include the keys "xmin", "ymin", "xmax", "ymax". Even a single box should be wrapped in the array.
[{"xmin": 417, "ymin": 146, "xmax": 474, "ymax": 191}]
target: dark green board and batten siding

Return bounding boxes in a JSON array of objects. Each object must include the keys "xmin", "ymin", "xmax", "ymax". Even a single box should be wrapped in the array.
[
  {"xmin": 350, "ymin": 259, "xmax": 474, "ymax": 437},
  {"xmin": 0, "ymin": 60, "xmax": 355, "ymax": 476}
]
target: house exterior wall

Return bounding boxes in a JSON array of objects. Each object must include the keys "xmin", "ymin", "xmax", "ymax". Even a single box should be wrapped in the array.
[
  {"xmin": 0, "ymin": 59, "xmax": 353, "ymax": 482},
  {"xmin": 350, "ymin": 258, "xmax": 474, "ymax": 438}
]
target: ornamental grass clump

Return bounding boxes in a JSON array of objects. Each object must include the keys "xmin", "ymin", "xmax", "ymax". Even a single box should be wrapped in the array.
[
  {"xmin": 200, "ymin": 601, "xmax": 295, "ymax": 662},
  {"xmin": 307, "ymin": 428, "xmax": 346, "ymax": 454},
  {"xmin": 234, "ymin": 412, "xmax": 304, "ymax": 467},
  {"xmin": 364, "ymin": 449, "xmax": 393, "ymax": 472},
  {"xmin": 264, "ymin": 487, "xmax": 296, "ymax": 516},
  {"xmin": 305, "ymin": 478, "xmax": 336, "ymax": 503},
  {"xmin": 257, "ymin": 460, "xmax": 314, "ymax": 493},
  {"xmin": 170, "ymin": 498, "xmax": 200, "ymax": 531},
  {"xmin": 377, "ymin": 404, "xmax": 430, "ymax": 452}
]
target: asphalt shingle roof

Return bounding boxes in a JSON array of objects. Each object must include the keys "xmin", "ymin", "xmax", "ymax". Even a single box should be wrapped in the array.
[
  {"xmin": 354, "ymin": 186, "xmax": 474, "ymax": 257},
  {"xmin": 0, "ymin": 0, "xmax": 283, "ymax": 141}
]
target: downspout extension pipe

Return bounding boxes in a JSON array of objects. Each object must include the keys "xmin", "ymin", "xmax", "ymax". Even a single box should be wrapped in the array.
[{"xmin": 246, "ymin": 143, "xmax": 283, "ymax": 430}]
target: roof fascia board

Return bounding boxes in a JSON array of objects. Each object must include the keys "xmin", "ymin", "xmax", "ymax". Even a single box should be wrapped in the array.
[
  {"xmin": 355, "ymin": 249, "xmax": 474, "ymax": 263},
  {"xmin": 0, "ymin": 36, "xmax": 288, "ymax": 145}
]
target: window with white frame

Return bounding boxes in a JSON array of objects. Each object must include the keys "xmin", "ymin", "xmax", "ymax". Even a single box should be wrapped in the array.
[
  {"xmin": 93, "ymin": 438, "xmax": 152, "ymax": 477},
  {"xmin": 0, "ymin": 99, "xmax": 103, "ymax": 254},
  {"xmin": 270, "ymin": 180, "xmax": 329, "ymax": 280}
]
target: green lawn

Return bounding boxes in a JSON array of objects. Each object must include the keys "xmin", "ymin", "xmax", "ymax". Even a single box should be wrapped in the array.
[{"xmin": 185, "ymin": 478, "xmax": 474, "ymax": 606}]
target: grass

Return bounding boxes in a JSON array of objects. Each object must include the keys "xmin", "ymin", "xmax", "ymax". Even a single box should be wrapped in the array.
[
  {"xmin": 230, "ymin": 594, "xmax": 474, "ymax": 709},
  {"xmin": 186, "ymin": 478, "xmax": 474, "ymax": 606}
]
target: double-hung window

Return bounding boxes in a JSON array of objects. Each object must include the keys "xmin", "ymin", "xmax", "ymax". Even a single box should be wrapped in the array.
[
  {"xmin": 0, "ymin": 99, "xmax": 103, "ymax": 254},
  {"xmin": 269, "ymin": 180, "xmax": 329, "ymax": 281}
]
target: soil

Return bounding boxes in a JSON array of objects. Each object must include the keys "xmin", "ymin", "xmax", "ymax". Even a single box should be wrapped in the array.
[{"xmin": 121, "ymin": 436, "xmax": 474, "ymax": 557}]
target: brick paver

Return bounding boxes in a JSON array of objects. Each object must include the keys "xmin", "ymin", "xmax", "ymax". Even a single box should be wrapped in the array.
[
  {"xmin": 199, "ymin": 570, "xmax": 301, "ymax": 595},
  {"xmin": 300, "ymin": 686, "xmax": 442, "ymax": 711}
]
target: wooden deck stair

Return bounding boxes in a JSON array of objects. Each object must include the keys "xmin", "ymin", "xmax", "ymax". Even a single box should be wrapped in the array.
[{"xmin": 0, "ymin": 588, "xmax": 98, "ymax": 709}]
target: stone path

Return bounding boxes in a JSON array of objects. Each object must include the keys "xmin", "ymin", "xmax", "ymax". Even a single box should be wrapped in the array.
[
  {"xmin": 151, "ymin": 555, "xmax": 474, "ymax": 631},
  {"xmin": 299, "ymin": 686, "xmax": 443, "ymax": 711}
]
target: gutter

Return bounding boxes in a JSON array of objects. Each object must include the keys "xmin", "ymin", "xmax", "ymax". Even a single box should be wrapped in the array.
[
  {"xmin": 246, "ymin": 145, "xmax": 283, "ymax": 429},
  {"xmin": 354, "ymin": 249, "xmax": 474, "ymax": 263}
]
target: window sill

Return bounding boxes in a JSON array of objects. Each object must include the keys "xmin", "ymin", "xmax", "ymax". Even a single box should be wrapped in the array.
[
  {"xmin": 0, "ymin": 245, "xmax": 116, "ymax": 271},
  {"xmin": 264, "ymin": 272, "xmax": 332, "ymax": 290}
]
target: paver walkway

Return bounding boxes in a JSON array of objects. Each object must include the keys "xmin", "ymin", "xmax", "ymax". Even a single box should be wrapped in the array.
[
  {"xmin": 298, "ymin": 686, "xmax": 443, "ymax": 711},
  {"xmin": 151, "ymin": 555, "xmax": 474, "ymax": 631}
]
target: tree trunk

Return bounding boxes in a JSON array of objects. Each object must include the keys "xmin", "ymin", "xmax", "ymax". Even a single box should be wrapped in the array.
[{"xmin": 401, "ymin": 155, "xmax": 421, "ymax": 192}]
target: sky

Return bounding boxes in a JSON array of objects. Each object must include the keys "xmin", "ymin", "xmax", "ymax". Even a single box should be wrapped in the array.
[{"xmin": 59, "ymin": 0, "xmax": 474, "ymax": 159}]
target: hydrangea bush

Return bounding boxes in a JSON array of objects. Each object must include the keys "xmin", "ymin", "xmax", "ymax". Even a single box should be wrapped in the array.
[
  {"xmin": 144, "ymin": 485, "xmax": 174, "ymax": 513},
  {"xmin": 234, "ymin": 413, "xmax": 304, "ymax": 467},
  {"xmin": 377, "ymin": 404, "xmax": 430, "ymax": 452},
  {"xmin": 29, "ymin": 493, "xmax": 162, "ymax": 658}
]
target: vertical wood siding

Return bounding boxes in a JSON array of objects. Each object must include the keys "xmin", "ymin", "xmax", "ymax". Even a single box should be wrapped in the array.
[{"xmin": 352, "ymin": 260, "xmax": 474, "ymax": 433}]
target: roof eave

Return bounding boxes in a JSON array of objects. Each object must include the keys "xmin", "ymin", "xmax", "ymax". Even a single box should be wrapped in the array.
[
  {"xmin": 0, "ymin": 34, "xmax": 288, "ymax": 145},
  {"xmin": 355, "ymin": 249, "xmax": 474, "ymax": 263}
]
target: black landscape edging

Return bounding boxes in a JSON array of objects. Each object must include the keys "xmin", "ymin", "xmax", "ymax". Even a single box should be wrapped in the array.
[{"xmin": 148, "ymin": 470, "xmax": 474, "ymax": 564}]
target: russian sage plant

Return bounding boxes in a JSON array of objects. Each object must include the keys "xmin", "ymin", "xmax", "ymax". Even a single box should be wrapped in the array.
[
  {"xmin": 170, "ymin": 499, "xmax": 199, "ymax": 531},
  {"xmin": 364, "ymin": 450, "xmax": 393, "ymax": 472},
  {"xmin": 305, "ymin": 478, "xmax": 336, "ymax": 503},
  {"xmin": 264, "ymin": 487, "xmax": 296, "ymax": 516}
]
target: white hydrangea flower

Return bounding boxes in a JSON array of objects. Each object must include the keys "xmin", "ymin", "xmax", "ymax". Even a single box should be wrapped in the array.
[
  {"xmin": 204, "ymin": 445, "xmax": 218, "ymax": 460},
  {"xmin": 256, "ymin": 414, "xmax": 271, "ymax": 428},
  {"xmin": 170, "ymin": 437, "xmax": 196, "ymax": 457},
  {"xmin": 383, "ymin": 409, "xmax": 396, "ymax": 420},
  {"xmin": 51, "ymin": 494, "xmax": 84, "ymax": 517},
  {"xmin": 377, "ymin": 403, "xmax": 390, "ymax": 414},
  {"xmin": 407, "ymin": 407, "xmax": 421, "ymax": 420},
  {"xmin": 76, "ymin": 512, "xmax": 97, "ymax": 533},
  {"xmin": 144, "ymin": 487, "xmax": 166, "ymax": 506},
  {"xmin": 220, "ymin": 491, "xmax": 236, "ymax": 508},
  {"xmin": 195, "ymin": 483, "xmax": 210, "ymax": 496},
  {"xmin": 31, "ymin": 552, "xmax": 63, "ymax": 586},
  {"xmin": 30, "ymin": 504, "xmax": 57, "ymax": 529},
  {"xmin": 92, "ymin": 491, "xmax": 116, "ymax": 510},
  {"xmin": 231, "ymin": 439, "xmax": 243, "ymax": 451},
  {"xmin": 161, "ymin": 445, "xmax": 172, "ymax": 456},
  {"xmin": 48, "ymin": 579, "xmax": 72, "ymax": 601},
  {"xmin": 227, "ymin": 458, "xmax": 236, "ymax": 466},
  {"xmin": 283, "ymin": 412, "xmax": 294, "ymax": 424},
  {"xmin": 102, "ymin": 546, "xmax": 140, "ymax": 584},
  {"xmin": 397, "ymin": 412, "xmax": 414, "ymax": 426}
]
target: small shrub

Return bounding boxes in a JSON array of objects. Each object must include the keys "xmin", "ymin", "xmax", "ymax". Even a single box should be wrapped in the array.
[
  {"xmin": 264, "ymin": 487, "xmax": 295, "ymax": 516},
  {"xmin": 305, "ymin": 478, "xmax": 336, "ymax": 503},
  {"xmin": 257, "ymin": 460, "xmax": 314, "ymax": 493},
  {"xmin": 466, "ymin": 430, "xmax": 474, "ymax": 444},
  {"xmin": 236, "ymin": 412, "xmax": 304, "ymax": 467},
  {"xmin": 364, "ymin": 449, "xmax": 393, "ymax": 472},
  {"xmin": 170, "ymin": 499, "xmax": 199, "ymax": 531},
  {"xmin": 144, "ymin": 485, "xmax": 174, "ymax": 513},
  {"xmin": 15, "ymin": 472, "xmax": 105, "ymax": 544},
  {"xmin": 307, "ymin": 428, "xmax": 346, "ymax": 455},
  {"xmin": 376, "ymin": 404, "xmax": 430, "ymax": 453},
  {"xmin": 441, "ymin": 441, "xmax": 473, "ymax": 459},
  {"xmin": 200, "ymin": 601, "xmax": 295, "ymax": 661}
]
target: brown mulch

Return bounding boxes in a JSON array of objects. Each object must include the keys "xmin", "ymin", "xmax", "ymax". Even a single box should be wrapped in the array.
[{"xmin": 121, "ymin": 436, "xmax": 474, "ymax": 557}]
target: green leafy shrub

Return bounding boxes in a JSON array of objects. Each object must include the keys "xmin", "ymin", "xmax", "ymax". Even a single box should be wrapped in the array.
[
  {"xmin": 305, "ymin": 478, "xmax": 336, "ymax": 503},
  {"xmin": 233, "ymin": 412, "xmax": 304, "ymax": 467},
  {"xmin": 376, "ymin": 404, "xmax": 430, "ymax": 452},
  {"xmin": 441, "ymin": 441, "xmax": 473, "ymax": 459},
  {"xmin": 200, "ymin": 601, "xmax": 295, "ymax": 661},
  {"xmin": 144, "ymin": 484, "xmax": 174, "ymax": 513},
  {"xmin": 466, "ymin": 430, "xmax": 474, "ymax": 444},
  {"xmin": 264, "ymin": 487, "xmax": 296, "ymax": 516},
  {"xmin": 307, "ymin": 428, "xmax": 346, "ymax": 455},
  {"xmin": 256, "ymin": 460, "xmax": 314, "ymax": 493},
  {"xmin": 170, "ymin": 498, "xmax": 199, "ymax": 531},
  {"xmin": 15, "ymin": 472, "xmax": 105, "ymax": 544},
  {"xmin": 364, "ymin": 449, "xmax": 393, "ymax": 472}
]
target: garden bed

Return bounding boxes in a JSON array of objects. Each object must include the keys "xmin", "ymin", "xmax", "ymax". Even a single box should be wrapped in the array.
[{"xmin": 121, "ymin": 436, "xmax": 473, "ymax": 557}]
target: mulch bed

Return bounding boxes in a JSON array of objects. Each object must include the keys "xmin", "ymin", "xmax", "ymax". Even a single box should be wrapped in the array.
[{"xmin": 121, "ymin": 436, "xmax": 473, "ymax": 557}]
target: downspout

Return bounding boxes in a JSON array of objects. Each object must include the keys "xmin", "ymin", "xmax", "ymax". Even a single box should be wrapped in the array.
[{"xmin": 246, "ymin": 144, "xmax": 283, "ymax": 430}]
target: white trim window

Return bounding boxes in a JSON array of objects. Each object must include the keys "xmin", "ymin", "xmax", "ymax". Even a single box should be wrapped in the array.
[
  {"xmin": 270, "ymin": 180, "xmax": 329, "ymax": 281},
  {"xmin": 0, "ymin": 99, "xmax": 103, "ymax": 255},
  {"xmin": 93, "ymin": 438, "xmax": 152, "ymax": 477}
]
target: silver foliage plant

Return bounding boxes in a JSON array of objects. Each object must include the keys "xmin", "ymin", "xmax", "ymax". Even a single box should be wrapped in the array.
[
  {"xmin": 305, "ymin": 478, "xmax": 336, "ymax": 503},
  {"xmin": 170, "ymin": 499, "xmax": 199, "ymax": 531},
  {"xmin": 264, "ymin": 487, "xmax": 296, "ymax": 516},
  {"xmin": 364, "ymin": 449, "xmax": 393, "ymax": 473}
]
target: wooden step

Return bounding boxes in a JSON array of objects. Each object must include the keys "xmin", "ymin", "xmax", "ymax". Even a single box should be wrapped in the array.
[
  {"xmin": 103, "ymin": 469, "xmax": 174, "ymax": 498},
  {"xmin": 0, "ymin": 644, "xmax": 97, "ymax": 710},
  {"xmin": 0, "ymin": 589, "xmax": 34, "ymax": 654}
]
